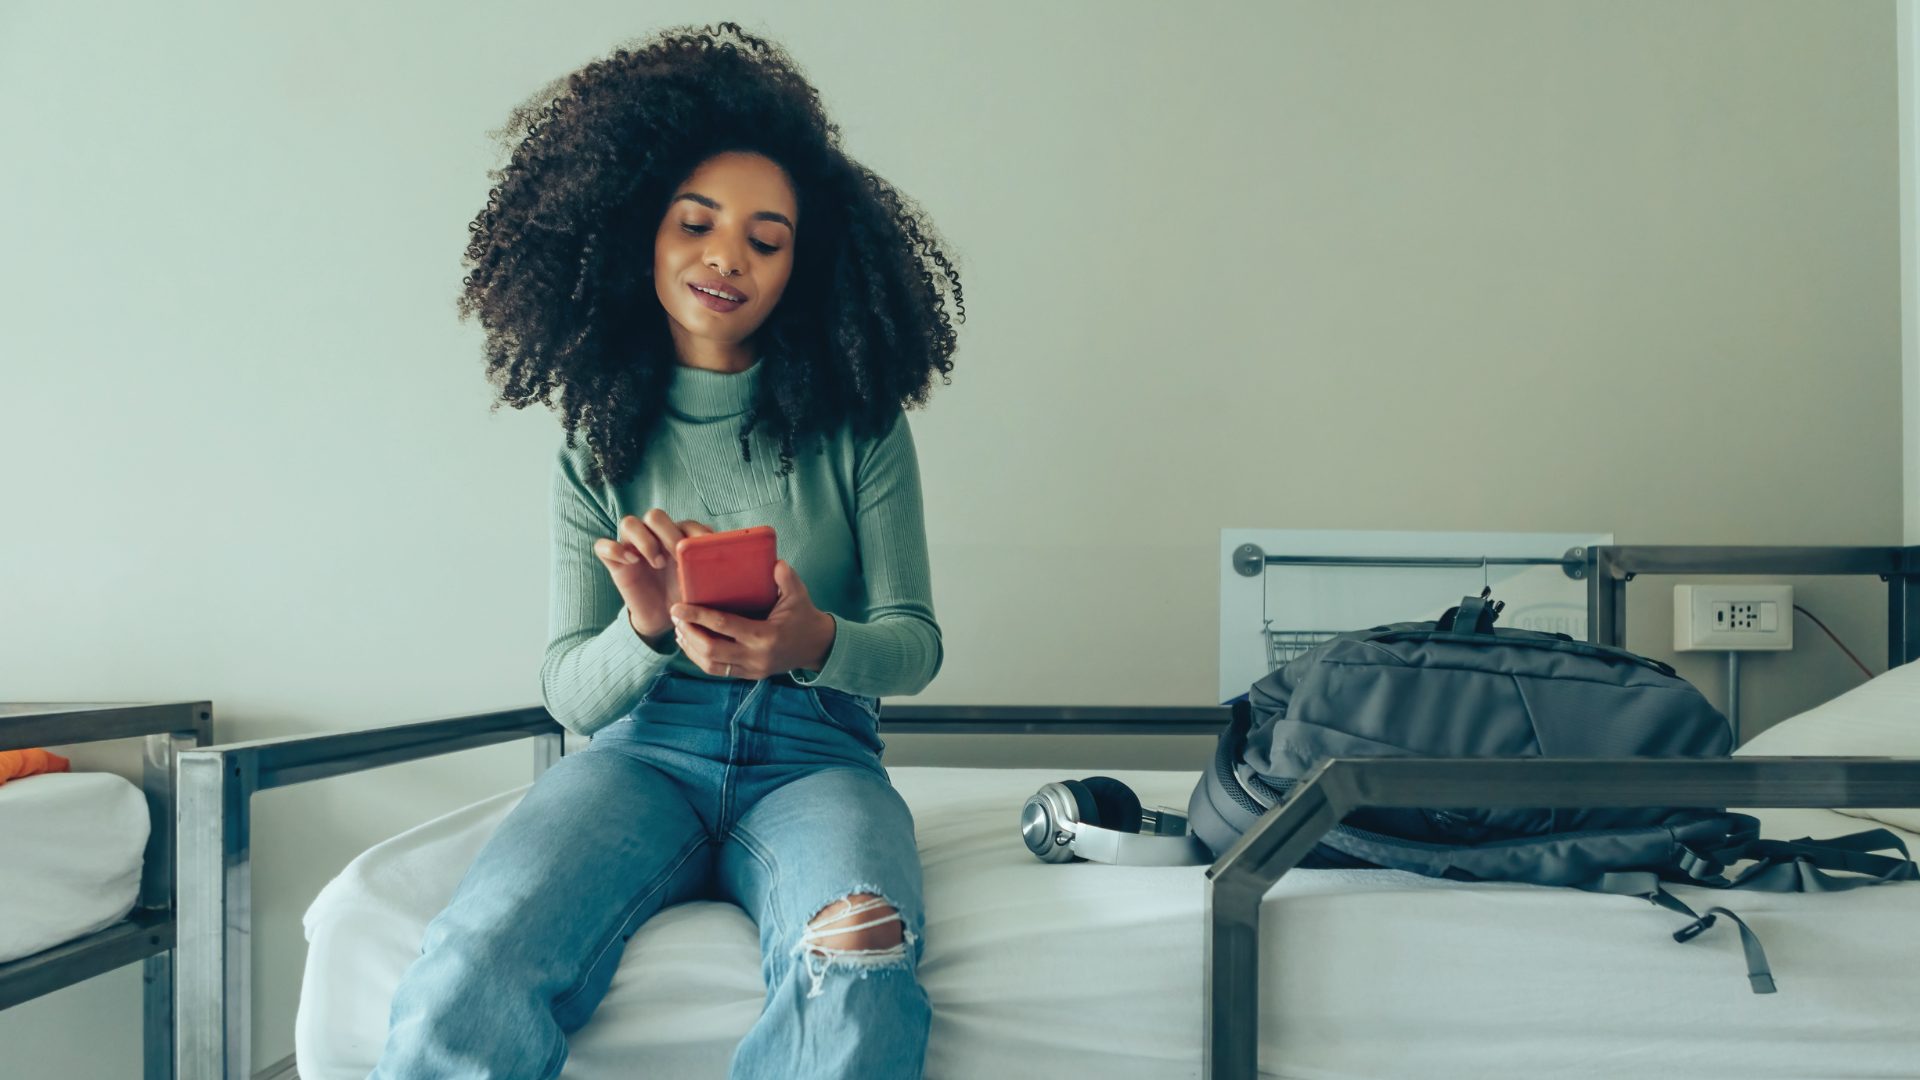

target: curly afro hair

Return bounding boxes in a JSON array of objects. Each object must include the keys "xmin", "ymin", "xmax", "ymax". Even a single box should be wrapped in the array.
[{"xmin": 458, "ymin": 21, "xmax": 964, "ymax": 487}]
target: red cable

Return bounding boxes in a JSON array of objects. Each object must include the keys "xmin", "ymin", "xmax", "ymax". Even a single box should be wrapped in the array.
[{"xmin": 1792, "ymin": 605, "xmax": 1876, "ymax": 680}]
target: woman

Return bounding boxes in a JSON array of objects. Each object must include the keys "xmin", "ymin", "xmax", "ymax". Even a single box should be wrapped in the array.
[{"xmin": 373, "ymin": 22, "xmax": 962, "ymax": 1079}]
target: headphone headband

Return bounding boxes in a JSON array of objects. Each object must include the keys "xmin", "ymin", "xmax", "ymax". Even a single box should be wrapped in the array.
[{"xmin": 1021, "ymin": 778, "xmax": 1211, "ymax": 866}]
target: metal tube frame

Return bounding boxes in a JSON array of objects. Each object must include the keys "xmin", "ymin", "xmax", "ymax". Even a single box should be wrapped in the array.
[
  {"xmin": 171, "ymin": 544, "xmax": 1920, "ymax": 1079},
  {"xmin": 1583, "ymin": 544, "xmax": 1920, "ymax": 669},
  {"xmin": 174, "ymin": 707, "xmax": 560, "ymax": 1080},
  {"xmin": 0, "ymin": 701, "xmax": 213, "ymax": 1080},
  {"xmin": 1205, "ymin": 542, "xmax": 1920, "ymax": 1078},
  {"xmin": 1202, "ymin": 756, "xmax": 1920, "ymax": 1079},
  {"xmin": 170, "ymin": 702, "xmax": 1211, "ymax": 1078},
  {"xmin": 168, "ymin": 699, "xmax": 1228, "ymax": 1068}
]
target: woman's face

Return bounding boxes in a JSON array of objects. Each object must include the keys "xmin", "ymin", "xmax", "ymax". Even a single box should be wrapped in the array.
[{"xmin": 652, "ymin": 151, "xmax": 798, "ymax": 359}]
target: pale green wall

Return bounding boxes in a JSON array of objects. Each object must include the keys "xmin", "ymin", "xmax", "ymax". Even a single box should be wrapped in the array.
[
  {"xmin": 1906, "ymin": 0, "xmax": 1920, "ymax": 545},
  {"xmin": 0, "ymin": 1, "xmax": 1902, "ymax": 1074}
]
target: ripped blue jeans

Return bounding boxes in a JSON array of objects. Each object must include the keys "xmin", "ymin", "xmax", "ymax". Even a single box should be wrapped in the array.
[{"xmin": 371, "ymin": 671, "xmax": 929, "ymax": 1080}]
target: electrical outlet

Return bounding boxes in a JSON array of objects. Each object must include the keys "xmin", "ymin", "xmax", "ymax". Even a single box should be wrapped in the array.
[{"xmin": 1674, "ymin": 584, "xmax": 1793, "ymax": 651}]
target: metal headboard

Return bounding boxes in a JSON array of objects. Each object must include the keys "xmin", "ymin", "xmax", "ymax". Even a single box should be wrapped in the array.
[{"xmin": 1230, "ymin": 543, "xmax": 1919, "ymax": 671}]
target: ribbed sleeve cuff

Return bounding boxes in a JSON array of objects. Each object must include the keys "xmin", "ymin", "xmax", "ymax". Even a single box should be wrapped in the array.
[
  {"xmin": 628, "ymin": 610, "xmax": 679, "ymax": 657},
  {"xmin": 788, "ymin": 614, "xmax": 938, "ymax": 698}
]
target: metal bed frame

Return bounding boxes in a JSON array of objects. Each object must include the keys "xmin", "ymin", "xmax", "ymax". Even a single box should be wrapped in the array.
[
  {"xmin": 0, "ymin": 701, "xmax": 212, "ymax": 1080},
  {"xmin": 173, "ymin": 545, "xmax": 1920, "ymax": 1080}
]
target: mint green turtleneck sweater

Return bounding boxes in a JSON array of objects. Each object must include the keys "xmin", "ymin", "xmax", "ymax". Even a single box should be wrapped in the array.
[{"xmin": 538, "ymin": 358, "xmax": 942, "ymax": 736}]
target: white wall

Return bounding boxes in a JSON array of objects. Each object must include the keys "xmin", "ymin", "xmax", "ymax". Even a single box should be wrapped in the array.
[
  {"xmin": 1, "ymin": 1, "xmax": 1902, "ymax": 1074},
  {"xmin": 1906, "ymin": 0, "xmax": 1920, "ymax": 545}
]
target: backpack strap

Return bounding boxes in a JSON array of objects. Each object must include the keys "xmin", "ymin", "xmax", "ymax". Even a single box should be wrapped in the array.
[
  {"xmin": 1671, "ymin": 905, "xmax": 1776, "ymax": 995},
  {"xmin": 1578, "ymin": 872, "xmax": 1777, "ymax": 994},
  {"xmin": 1582, "ymin": 826, "xmax": 1918, "ymax": 994},
  {"xmin": 1719, "ymin": 830, "xmax": 1920, "ymax": 891}
]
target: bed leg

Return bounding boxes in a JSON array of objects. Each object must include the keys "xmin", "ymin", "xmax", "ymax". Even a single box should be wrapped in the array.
[
  {"xmin": 145, "ymin": 716, "xmax": 205, "ymax": 1080},
  {"xmin": 176, "ymin": 750, "xmax": 255, "ymax": 1080},
  {"xmin": 145, "ymin": 951, "xmax": 173, "ymax": 1080},
  {"xmin": 1205, "ymin": 881, "xmax": 1264, "ymax": 1080},
  {"xmin": 1889, "ymin": 567, "xmax": 1918, "ymax": 669}
]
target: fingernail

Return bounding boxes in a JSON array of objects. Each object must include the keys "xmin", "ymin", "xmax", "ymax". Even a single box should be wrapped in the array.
[{"xmin": 653, "ymin": 556, "xmax": 666, "ymax": 568}]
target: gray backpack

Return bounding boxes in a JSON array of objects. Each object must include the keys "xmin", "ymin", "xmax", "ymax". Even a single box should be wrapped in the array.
[{"xmin": 1186, "ymin": 591, "xmax": 1918, "ymax": 992}]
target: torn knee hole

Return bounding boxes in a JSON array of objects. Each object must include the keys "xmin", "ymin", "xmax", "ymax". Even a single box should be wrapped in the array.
[
  {"xmin": 791, "ymin": 891, "xmax": 917, "ymax": 999},
  {"xmin": 804, "ymin": 892, "xmax": 903, "ymax": 952}
]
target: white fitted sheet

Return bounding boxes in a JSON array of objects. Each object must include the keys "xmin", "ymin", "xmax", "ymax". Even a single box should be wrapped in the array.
[
  {"xmin": 296, "ymin": 766, "xmax": 1920, "ymax": 1080},
  {"xmin": 0, "ymin": 771, "xmax": 149, "ymax": 964}
]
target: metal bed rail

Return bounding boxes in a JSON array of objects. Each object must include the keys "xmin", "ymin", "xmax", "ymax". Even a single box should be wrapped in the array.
[
  {"xmin": 176, "ymin": 544, "xmax": 1920, "ymax": 1078},
  {"xmin": 1203, "ymin": 756, "xmax": 1920, "ymax": 1080},
  {"xmin": 184, "ymin": 704, "xmax": 1920, "ymax": 1080},
  {"xmin": 0, "ymin": 701, "xmax": 213, "ymax": 1080},
  {"xmin": 175, "ymin": 706, "xmax": 562, "ymax": 1080},
  {"xmin": 171, "ymin": 702, "xmax": 1219, "ymax": 1079}
]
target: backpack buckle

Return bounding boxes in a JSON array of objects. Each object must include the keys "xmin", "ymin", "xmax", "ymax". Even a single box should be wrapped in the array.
[
  {"xmin": 1678, "ymin": 846, "xmax": 1727, "ymax": 880},
  {"xmin": 1672, "ymin": 913, "xmax": 1717, "ymax": 943}
]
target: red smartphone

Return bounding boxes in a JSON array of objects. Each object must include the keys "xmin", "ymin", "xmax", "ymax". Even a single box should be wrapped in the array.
[{"xmin": 676, "ymin": 525, "xmax": 778, "ymax": 623}]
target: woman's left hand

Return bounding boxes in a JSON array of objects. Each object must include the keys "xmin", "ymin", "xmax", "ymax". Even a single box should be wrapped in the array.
[{"xmin": 671, "ymin": 559, "xmax": 836, "ymax": 680}]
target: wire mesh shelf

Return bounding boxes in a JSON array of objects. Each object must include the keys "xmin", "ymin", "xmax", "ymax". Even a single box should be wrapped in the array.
[{"xmin": 1262, "ymin": 624, "xmax": 1341, "ymax": 669}]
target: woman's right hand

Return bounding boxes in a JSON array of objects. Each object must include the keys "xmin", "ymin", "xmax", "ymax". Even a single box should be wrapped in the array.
[{"xmin": 593, "ymin": 510, "xmax": 713, "ymax": 640}]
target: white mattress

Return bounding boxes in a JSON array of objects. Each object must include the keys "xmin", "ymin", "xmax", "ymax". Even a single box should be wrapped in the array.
[
  {"xmin": 297, "ymin": 767, "xmax": 1920, "ymax": 1080},
  {"xmin": 0, "ymin": 770, "xmax": 149, "ymax": 964}
]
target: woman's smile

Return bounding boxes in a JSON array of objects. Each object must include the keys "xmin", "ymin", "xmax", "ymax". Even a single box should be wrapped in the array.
[{"xmin": 688, "ymin": 280, "xmax": 748, "ymax": 312}]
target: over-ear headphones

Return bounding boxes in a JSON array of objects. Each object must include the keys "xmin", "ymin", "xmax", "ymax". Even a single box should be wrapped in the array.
[{"xmin": 1020, "ymin": 775, "xmax": 1211, "ymax": 866}]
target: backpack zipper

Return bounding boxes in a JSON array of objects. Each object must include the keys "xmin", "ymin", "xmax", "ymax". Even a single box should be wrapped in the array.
[{"xmin": 1365, "ymin": 630, "xmax": 1678, "ymax": 677}]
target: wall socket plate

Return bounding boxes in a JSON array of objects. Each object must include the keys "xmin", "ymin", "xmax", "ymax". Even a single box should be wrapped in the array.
[{"xmin": 1673, "ymin": 584, "xmax": 1793, "ymax": 651}]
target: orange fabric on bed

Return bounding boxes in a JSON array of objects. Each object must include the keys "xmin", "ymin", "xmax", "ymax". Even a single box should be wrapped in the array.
[{"xmin": 0, "ymin": 748, "xmax": 71, "ymax": 786}]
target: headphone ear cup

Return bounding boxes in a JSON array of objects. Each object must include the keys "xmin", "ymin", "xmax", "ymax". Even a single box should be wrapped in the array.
[
  {"xmin": 1059, "ymin": 779, "xmax": 1101, "ymax": 827},
  {"xmin": 1078, "ymin": 776, "xmax": 1143, "ymax": 834}
]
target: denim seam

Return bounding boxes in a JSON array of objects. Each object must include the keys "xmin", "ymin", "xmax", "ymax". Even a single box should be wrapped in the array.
[
  {"xmin": 804, "ymin": 685, "xmax": 880, "ymax": 725},
  {"xmin": 635, "ymin": 670, "xmax": 664, "ymax": 706},
  {"xmin": 550, "ymin": 834, "xmax": 708, "ymax": 1012},
  {"xmin": 803, "ymin": 687, "xmax": 886, "ymax": 758},
  {"xmin": 532, "ymin": 1023, "xmax": 568, "ymax": 1080},
  {"xmin": 718, "ymin": 680, "xmax": 755, "ymax": 831},
  {"xmin": 729, "ymin": 824, "xmax": 787, "ymax": 952}
]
